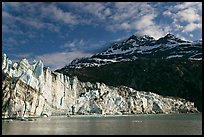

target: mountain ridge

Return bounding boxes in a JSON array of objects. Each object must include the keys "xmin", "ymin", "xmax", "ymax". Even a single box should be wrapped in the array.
[
  {"xmin": 60, "ymin": 33, "xmax": 202, "ymax": 69},
  {"xmin": 56, "ymin": 33, "xmax": 202, "ymax": 111}
]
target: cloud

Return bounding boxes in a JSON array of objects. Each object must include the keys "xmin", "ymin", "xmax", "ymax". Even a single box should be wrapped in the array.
[
  {"xmin": 176, "ymin": 8, "xmax": 200, "ymax": 23},
  {"xmin": 189, "ymin": 34, "xmax": 193, "ymax": 38},
  {"xmin": 61, "ymin": 39, "xmax": 103, "ymax": 53},
  {"xmin": 4, "ymin": 2, "xmax": 21, "ymax": 10},
  {"xmin": 136, "ymin": 25, "xmax": 170, "ymax": 40},
  {"xmin": 127, "ymin": 13, "xmax": 171, "ymax": 39},
  {"xmin": 3, "ymin": 2, "xmax": 171, "ymax": 40},
  {"xmin": 17, "ymin": 16, "xmax": 60, "ymax": 32},
  {"xmin": 67, "ymin": 2, "xmax": 111, "ymax": 20},
  {"xmin": 35, "ymin": 51, "xmax": 92, "ymax": 71},
  {"xmin": 64, "ymin": 2, "xmax": 157, "ymax": 34},
  {"xmin": 3, "ymin": 2, "xmax": 202, "ymax": 50},
  {"xmin": 2, "ymin": 6, "xmax": 60, "ymax": 33},
  {"xmin": 62, "ymin": 39, "xmax": 85, "ymax": 52},
  {"xmin": 2, "ymin": 10, "xmax": 13, "ymax": 21},
  {"xmin": 3, "ymin": 2, "xmax": 75, "ymax": 33},
  {"xmin": 2, "ymin": 37, "xmax": 18, "ymax": 46},
  {"xmin": 106, "ymin": 3, "xmax": 154, "ymax": 27},
  {"xmin": 161, "ymin": 2, "xmax": 202, "ymax": 38},
  {"xmin": 11, "ymin": 53, "xmax": 32, "ymax": 59},
  {"xmin": 120, "ymin": 22, "xmax": 131, "ymax": 30},
  {"xmin": 176, "ymin": 3, "xmax": 202, "ymax": 35},
  {"xmin": 175, "ymin": 34, "xmax": 188, "ymax": 41},
  {"xmin": 174, "ymin": 2, "xmax": 200, "ymax": 10},
  {"xmin": 17, "ymin": 17, "xmax": 46, "ymax": 29},
  {"xmin": 133, "ymin": 14, "xmax": 156, "ymax": 29},
  {"xmin": 163, "ymin": 10, "xmax": 172, "ymax": 16},
  {"xmin": 40, "ymin": 4, "xmax": 78, "ymax": 25},
  {"xmin": 105, "ymin": 2, "xmax": 171, "ymax": 39},
  {"xmin": 183, "ymin": 23, "xmax": 202, "ymax": 32},
  {"xmin": 113, "ymin": 2, "xmax": 154, "ymax": 21}
]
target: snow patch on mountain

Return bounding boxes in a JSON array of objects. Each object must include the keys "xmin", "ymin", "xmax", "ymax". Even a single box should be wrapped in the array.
[
  {"xmin": 62, "ymin": 34, "xmax": 202, "ymax": 69},
  {"xmin": 166, "ymin": 55, "xmax": 183, "ymax": 59}
]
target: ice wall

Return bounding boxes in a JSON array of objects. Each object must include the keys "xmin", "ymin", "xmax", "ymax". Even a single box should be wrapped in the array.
[{"xmin": 2, "ymin": 54, "xmax": 199, "ymax": 118}]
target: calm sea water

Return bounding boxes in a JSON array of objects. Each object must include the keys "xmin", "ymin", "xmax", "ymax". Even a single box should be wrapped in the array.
[{"xmin": 2, "ymin": 113, "xmax": 202, "ymax": 135}]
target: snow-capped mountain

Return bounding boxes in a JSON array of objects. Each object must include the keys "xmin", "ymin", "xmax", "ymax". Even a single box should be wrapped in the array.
[
  {"xmin": 55, "ymin": 34, "xmax": 202, "ymax": 111},
  {"xmin": 63, "ymin": 33, "xmax": 202, "ymax": 69}
]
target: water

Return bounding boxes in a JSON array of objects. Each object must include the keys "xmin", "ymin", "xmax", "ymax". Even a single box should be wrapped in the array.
[{"xmin": 2, "ymin": 113, "xmax": 202, "ymax": 135}]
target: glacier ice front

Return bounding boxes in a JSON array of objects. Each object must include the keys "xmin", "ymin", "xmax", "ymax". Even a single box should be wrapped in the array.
[{"xmin": 2, "ymin": 54, "xmax": 199, "ymax": 119}]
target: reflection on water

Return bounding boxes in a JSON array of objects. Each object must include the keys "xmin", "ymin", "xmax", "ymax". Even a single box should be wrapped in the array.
[{"xmin": 2, "ymin": 113, "xmax": 202, "ymax": 135}]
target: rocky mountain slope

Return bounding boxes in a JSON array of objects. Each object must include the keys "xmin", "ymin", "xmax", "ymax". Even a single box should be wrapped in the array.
[
  {"xmin": 63, "ymin": 34, "xmax": 202, "ymax": 69},
  {"xmin": 58, "ymin": 59, "xmax": 202, "ymax": 111},
  {"xmin": 56, "ymin": 34, "xmax": 202, "ymax": 111},
  {"xmin": 2, "ymin": 54, "xmax": 199, "ymax": 119}
]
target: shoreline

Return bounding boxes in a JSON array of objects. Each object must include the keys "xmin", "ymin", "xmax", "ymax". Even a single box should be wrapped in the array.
[
  {"xmin": 65, "ymin": 112, "xmax": 202, "ymax": 117},
  {"xmin": 2, "ymin": 112, "xmax": 201, "ymax": 120}
]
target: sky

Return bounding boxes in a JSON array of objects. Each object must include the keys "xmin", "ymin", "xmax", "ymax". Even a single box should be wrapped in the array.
[{"xmin": 2, "ymin": 2, "xmax": 202, "ymax": 70}]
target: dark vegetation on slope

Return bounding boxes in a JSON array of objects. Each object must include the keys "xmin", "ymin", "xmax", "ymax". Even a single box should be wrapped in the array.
[{"xmin": 56, "ymin": 58, "xmax": 202, "ymax": 111}]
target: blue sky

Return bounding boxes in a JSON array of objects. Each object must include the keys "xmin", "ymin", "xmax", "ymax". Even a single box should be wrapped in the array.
[{"xmin": 2, "ymin": 2, "xmax": 202, "ymax": 70}]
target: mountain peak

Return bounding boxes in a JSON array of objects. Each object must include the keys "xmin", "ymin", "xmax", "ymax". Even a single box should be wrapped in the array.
[
  {"xmin": 61, "ymin": 33, "xmax": 202, "ymax": 69},
  {"xmin": 164, "ymin": 33, "xmax": 176, "ymax": 39},
  {"xmin": 127, "ymin": 35, "xmax": 140, "ymax": 41},
  {"xmin": 127, "ymin": 34, "xmax": 155, "ymax": 42}
]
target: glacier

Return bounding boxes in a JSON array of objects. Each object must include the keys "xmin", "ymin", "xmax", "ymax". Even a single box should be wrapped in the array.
[{"xmin": 2, "ymin": 53, "xmax": 199, "ymax": 119}]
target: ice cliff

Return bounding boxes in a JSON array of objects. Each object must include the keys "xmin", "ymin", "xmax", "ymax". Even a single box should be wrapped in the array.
[{"xmin": 2, "ymin": 54, "xmax": 199, "ymax": 118}]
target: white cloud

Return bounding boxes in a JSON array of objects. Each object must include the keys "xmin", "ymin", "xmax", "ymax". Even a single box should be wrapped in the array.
[
  {"xmin": 163, "ymin": 11, "xmax": 172, "ymax": 16},
  {"xmin": 3, "ymin": 2, "xmax": 202, "ymax": 46},
  {"xmin": 115, "ymin": 2, "xmax": 154, "ymax": 20},
  {"xmin": 133, "ymin": 14, "xmax": 156, "ymax": 30},
  {"xmin": 136, "ymin": 25, "xmax": 169, "ymax": 40},
  {"xmin": 130, "ymin": 12, "xmax": 170, "ymax": 39},
  {"xmin": 105, "ymin": 2, "xmax": 171, "ymax": 39},
  {"xmin": 42, "ymin": 4, "xmax": 78, "ymax": 25},
  {"xmin": 5, "ymin": 2, "xmax": 79, "ymax": 26},
  {"xmin": 2, "ymin": 5, "xmax": 60, "ymax": 33},
  {"xmin": 173, "ymin": 24, "xmax": 184, "ymax": 30},
  {"xmin": 16, "ymin": 16, "xmax": 60, "ymax": 32},
  {"xmin": 176, "ymin": 8, "xmax": 200, "ymax": 23},
  {"xmin": 62, "ymin": 39, "xmax": 86, "ymax": 52},
  {"xmin": 104, "ymin": 8, "xmax": 111, "ymax": 16},
  {"xmin": 68, "ymin": 2, "xmax": 111, "ymax": 20},
  {"xmin": 175, "ymin": 34, "xmax": 188, "ymax": 41},
  {"xmin": 183, "ymin": 23, "xmax": 202, "ymax": 32},
  {"xmin": 17, "ymin": 17, "xmax": 44, "ymax": 29},
  {"xmin": 171, "ymin": 2, "xmax": 202, "ymax": 25},
  {"xmin": 162, "ymin": 2, "xmax": 202, "ymax": 40},
  {"xmin": 36, "ymin": 51, "xmax": 92, "ymax": 71},
  {"xmin": 106, "ymin": 2, "xmax": 175, "ymax": 39},
  {"xmin": 121, "ymin": 22, "xmax": 131, "ymax": 30},
  {"xmin": 189, "ymin": 34, "xmax": 193, "ymax": 38},
  {"xmin": 174, "ymin": 2, "xmax": 200, "ymax": 10},
  {"xmin": 3, "ymin": 2, "xmax": 75, "ymax": 33},
  {"xmin": 2, "ymin": 10, "xmax": 13, "ymax": 20}
]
